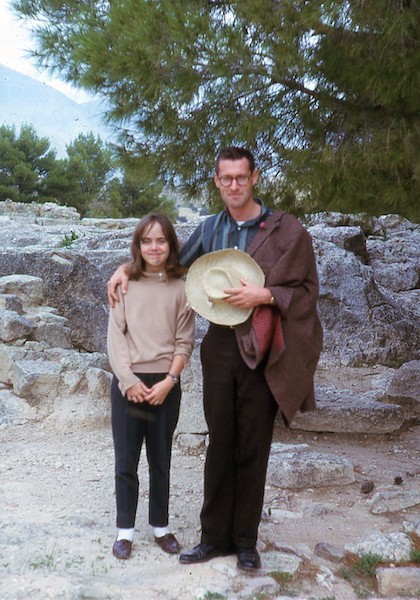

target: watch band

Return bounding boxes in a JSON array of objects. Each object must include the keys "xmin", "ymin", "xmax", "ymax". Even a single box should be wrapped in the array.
[{"xmin": 167, "ymin": 373, "xmax": 178, "ymax": 384}]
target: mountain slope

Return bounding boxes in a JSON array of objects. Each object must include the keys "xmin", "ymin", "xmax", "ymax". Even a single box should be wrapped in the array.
[{"xmin": 0, "ymin": 64, "xmax": 116, "ymax": 156}]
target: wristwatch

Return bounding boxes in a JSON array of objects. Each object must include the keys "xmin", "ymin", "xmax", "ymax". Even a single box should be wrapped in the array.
[{"xmin": 167, "ymin": 373, "xmax": 178, "ymax": 384}]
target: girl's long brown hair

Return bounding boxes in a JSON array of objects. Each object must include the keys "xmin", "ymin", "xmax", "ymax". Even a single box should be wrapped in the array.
[{"xmin": 127, "ymin": 214, "xmax": 186, "ymax": 280}]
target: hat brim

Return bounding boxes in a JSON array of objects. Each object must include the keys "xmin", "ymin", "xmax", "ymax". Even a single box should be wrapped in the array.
[{"xmin": 185, "ymin": 249, "xmax": 265, "ymax": 326}]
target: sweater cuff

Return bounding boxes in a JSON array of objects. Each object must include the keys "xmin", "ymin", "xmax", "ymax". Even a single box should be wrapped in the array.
[{"xmin": 117, "ymin": 373, "xmax": 141, "ymax": 396}]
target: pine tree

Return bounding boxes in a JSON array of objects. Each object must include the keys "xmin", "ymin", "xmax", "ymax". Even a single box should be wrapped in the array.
[
  {"xmin": 0, "ymin": 124, "xmax": 63, "ymax": 203},
  {"xmin": 13, "ymin": 0, "xmax": 420, "ymax": 221},
  {"xmin": 63, "ymin": 132, "xmax": 114, "ymax": 216}
]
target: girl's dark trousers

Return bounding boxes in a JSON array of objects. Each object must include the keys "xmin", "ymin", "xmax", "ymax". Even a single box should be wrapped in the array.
[{"xmin": 111, "ymin": 373, "xmax": 181, "ymax": 529}]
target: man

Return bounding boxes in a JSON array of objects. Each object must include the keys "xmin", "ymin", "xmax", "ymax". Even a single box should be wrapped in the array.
[{"xmin": 107, "ymin": 146, "xmax": 323, "ymax": 571}]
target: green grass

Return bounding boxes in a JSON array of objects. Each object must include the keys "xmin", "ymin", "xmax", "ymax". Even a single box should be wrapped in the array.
[
  {"xmin": 29, "ymin": 549, "xmax": 57, "ymax": 571},
  {"xmin": 267, "ymin": 570, "xmax": 298, "ymax": 595},
  {"xmin": 338, "ymin": 553, "xmax": 384, "ymax": 597},
  {"xmin": 61, "ymin": 230, "xmax": 79, "ymax": 247},
  {"xmin": 410, "ymin": 548, "xmax": 420, "ymax": 563}
]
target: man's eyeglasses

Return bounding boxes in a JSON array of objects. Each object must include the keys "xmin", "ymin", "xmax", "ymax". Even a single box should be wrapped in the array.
[{"xmin": 217, "ymin": 175, "xmax": 251, "ymax": 187}]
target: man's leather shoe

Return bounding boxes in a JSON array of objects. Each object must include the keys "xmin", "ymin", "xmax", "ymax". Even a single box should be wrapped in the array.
[
  {"xmin": 112, "ymin": 539, "xmax": 132, "ymax": 560},
  {"xmin": 179, "ymin": 543, "xmax": 232, "ymax": 564},
  {"xmin": 155, "ymin": 533, "xmax": 180, "ymax": 554},
  {"xmin": 237, "ymin": 547, "xmax": 261, "ymax": 571}
]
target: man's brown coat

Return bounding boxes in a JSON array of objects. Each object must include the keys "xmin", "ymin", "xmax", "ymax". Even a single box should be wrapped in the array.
[{"xmin": 235, "ymin": 211, "xmax": 323, "ymax": 425}]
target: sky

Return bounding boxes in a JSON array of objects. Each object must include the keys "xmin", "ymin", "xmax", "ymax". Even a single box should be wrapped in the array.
[{"xmin": 0, "ymin": 1, "xmax": 93, "ymax": 103}]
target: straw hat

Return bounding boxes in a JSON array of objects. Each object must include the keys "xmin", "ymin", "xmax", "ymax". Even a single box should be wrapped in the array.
[{"xmin": 185, "ymin": 249, "xmax": 265, "ymax": 326}]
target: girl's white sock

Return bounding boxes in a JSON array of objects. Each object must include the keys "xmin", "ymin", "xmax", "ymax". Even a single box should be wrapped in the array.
[
  {"xmin": 116, "ymin": 527, "xmax": 135, "ymax": 542},
  {"xmin": 153, "ymin": 526, "xmax": 170, "ymax": 538}
]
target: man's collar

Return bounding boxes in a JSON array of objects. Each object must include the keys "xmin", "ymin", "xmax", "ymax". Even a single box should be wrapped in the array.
[{"xmin": 225, "ymin": 198, "xmax": 270, "ymax": 225}]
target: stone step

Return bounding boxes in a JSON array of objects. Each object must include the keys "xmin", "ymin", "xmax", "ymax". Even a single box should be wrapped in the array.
[{"xmin": 290, "ymin": 384, "xmax": 405, "ymax": 433}]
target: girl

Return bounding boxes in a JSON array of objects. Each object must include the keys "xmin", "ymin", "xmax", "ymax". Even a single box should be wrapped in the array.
[{"xmin": 107, "ymin": 214, "xmax": 195, "ymax": 560}]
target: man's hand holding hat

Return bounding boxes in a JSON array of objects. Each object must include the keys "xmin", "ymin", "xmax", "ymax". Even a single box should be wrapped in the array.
[{"xmin": 223, "ymin": 277, "xmax": 273, "ymax": 310}]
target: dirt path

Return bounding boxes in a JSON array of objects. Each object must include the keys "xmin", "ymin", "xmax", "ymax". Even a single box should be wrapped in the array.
[{"xmin": 0, "ymin": 373, "xmax": 419, "ymax": 600}]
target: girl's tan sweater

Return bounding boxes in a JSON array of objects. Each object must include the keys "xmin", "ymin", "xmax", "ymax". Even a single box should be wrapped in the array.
[{"xmin": 107, "ymin": 271, "xmax": 195, "ymax": 395}]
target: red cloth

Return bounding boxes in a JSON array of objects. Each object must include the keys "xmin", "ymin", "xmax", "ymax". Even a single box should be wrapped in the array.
[
  {"xmin": 252, "ymin": 305, "xmax": 284, "ymax": 357},
  {"xmin": 238, "ymin": 305, "xmax": 284, "ymax": 369}
]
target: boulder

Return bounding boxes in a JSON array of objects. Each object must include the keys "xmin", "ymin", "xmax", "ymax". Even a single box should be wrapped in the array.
[
  {"xmin": 12, "ymin": 359, "xmax": 63, "ymax": 407},
  {"xmin": 267, "ymin": 443, "xmax": 355, "ymax": 489},
  {"xmin": 306, "ymin": 224, "xmax": 367, "ymax": 262},
  {"xmin": 386, "ymin": 360, "xmax": 420, "ymax": 414},
  {"xmin": 344, "ymin": 531, "xmax": 413, "ymax": 562},
  {"xmin": 314, "ymin": 238, "xmax": 419, "ymax": 366},
  {"xmin": 0, "ymin": 274, "xmax": 44, "ymax": 305},
  {"xmin": 366, "ymin": 220, "xmax": 419, "ymax": 292},
  {"xmin": 0, "ymin": 310, "xmax": 35, "ymax": 342}
]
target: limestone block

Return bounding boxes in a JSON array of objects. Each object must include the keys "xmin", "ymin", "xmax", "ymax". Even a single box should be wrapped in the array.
[
  {"xmin": 0, "ymin": 344, "xmax": 38, "ymax": 383},
  {"xmin": 0, "ymin": 388, "xmax": 37, "ymax": 426},
  {"xmin": 29, "ymin": 310, "xmax": 67, "ymax": 325},
  {"xmin": 376, "ymin": 567, "xmax": 420, "ymax": 596},
  {"xmin": 239, "ymin": 575, "xmax": 281, "ymax": 599},
  {"xmin": 367, "ymin": 488, "xmax": 420, "ymax": 514},
  {"xmin": 403, "ymin": 518, "xmax": 420, "ymax": 536},
  {"xmin": 367, "ymin": 227, "xmax": 420, "ymax": 292},
  {"xmin": 314, "ymin": 238, "xmax": 420, "ymax": 366},
  {"xmin": 307, "ymin": 224, "xmax": 367, "ymax": 262},
  {"xmin": 59, "ymin": 351, "xmax": 110, "ymax": 372},
  {"xmin": 268, "ymin": 443, "xmax": 355, "ymax": 489},
  {"xmin": 314, "ymin": 542, "xmax": 346, "ymax": 563},
  {"xmin": 386, "ymin": 360, "xmax": 420, "ymax": 413},
  {"xmin": 261, "ymin": 550, "xmax": 302, "ymax": 575},
  {"xmin": 290, "ymin": 385, "xmax": 405, "ymax": 433},
  {"xmin": 32, "ymin": 322, "xmax": 73, "ymax": 349},
  {"xmin": 0, "ymin": 199, "xmax": 80, "ymax": 221},
  {"xmin": 84, "ymin": 367, "xmax": 112, "ymax": 398},
  {"xmin": 345, "ymin": 531, "xmax": 412, "ymax": 562},
  {"xmin": 0, "ymin": 310, "xmax": 34, "ymax": 342},
  {"xmin": 0, "ymin": 294, "xmax": 22, "ymax": 313},
  {"xmin": 61, "ymin": 370, "xmax": 84, "ymax": 395},
  {"xmin": 48, "ymin": 392, "xmax": 110, "ymax": 429},
  {"xmin": 0, "ymin": 274, "xmax": 43, "ymax": 305},
  {"xmin": 315, "ymin": 565, "xmax": 336, "ymax": 591},
  {"xmin": 12, "ymin": 359, "xmax": 62, "ymax": 406}
]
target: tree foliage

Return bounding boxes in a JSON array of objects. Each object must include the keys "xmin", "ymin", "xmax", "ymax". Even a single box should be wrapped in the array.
[
  {"xmin": 0, "ymin": 125, "xmax": 174, "ymax": 218},
  {"xmin": 13, "ymin": 0, "xmax": 420, "ymax": 221},
  {"xmin": 0, "ymin": 124, "xmax": 63, "ymax": 203},
  {"xmin": 63, "ymin": 132, "xmax": 114, "ymax": 215}
]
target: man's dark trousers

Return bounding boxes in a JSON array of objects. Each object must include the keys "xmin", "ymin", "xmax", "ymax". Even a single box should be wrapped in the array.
[{"xmin": 199, "ymin": 324, "xmax": 278, "ymax": 549}]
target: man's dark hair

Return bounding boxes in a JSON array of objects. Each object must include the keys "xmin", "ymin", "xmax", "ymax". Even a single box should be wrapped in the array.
[{"xmin": 216, "ymin": 146, "xmax": 256, "ymax": 173}]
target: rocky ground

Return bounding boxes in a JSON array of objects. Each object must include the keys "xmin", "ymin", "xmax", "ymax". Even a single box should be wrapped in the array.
[{"xmin": 0, "ymin": 366, "xmax": 419, "ymax": 600}]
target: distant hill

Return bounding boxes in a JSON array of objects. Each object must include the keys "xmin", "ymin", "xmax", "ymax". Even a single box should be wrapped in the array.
[{"xmin": 0, "ymin": 64, "xmax": 116, "ymax": 156}]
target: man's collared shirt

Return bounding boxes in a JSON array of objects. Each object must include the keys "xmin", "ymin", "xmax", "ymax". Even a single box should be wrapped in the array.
[{"xmin": 179, "ymin": 199, "xmax": 272, "ymax": 267}]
